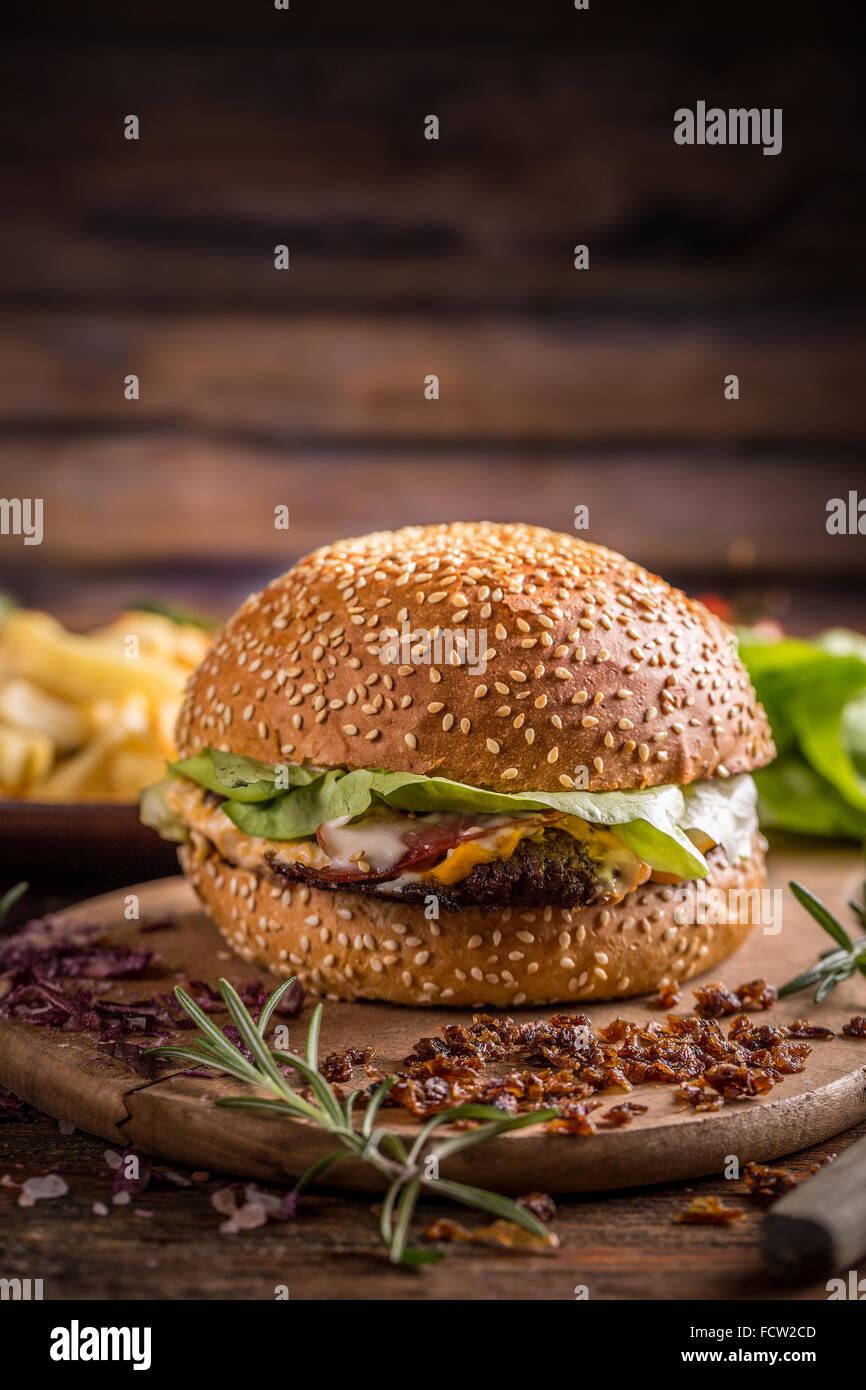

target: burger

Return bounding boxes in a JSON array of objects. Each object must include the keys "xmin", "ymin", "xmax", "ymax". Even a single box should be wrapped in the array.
[{"xmin": 143, "ymin": 523, "xmax": 775, "ymax": 1007}]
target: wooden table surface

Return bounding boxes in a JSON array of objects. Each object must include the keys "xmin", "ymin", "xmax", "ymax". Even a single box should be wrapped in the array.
[{"xmin": 1, "ymin": 879, "xmax": 862, "ymax": 1302}]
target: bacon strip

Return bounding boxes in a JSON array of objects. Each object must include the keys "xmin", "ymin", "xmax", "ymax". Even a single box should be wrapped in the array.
[{"xmin": 314, "ymin": 815, "xmax": 498, "ymax": 882}]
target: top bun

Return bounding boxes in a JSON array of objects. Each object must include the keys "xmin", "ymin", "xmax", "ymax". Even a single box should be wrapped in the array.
[{"xmin": 176, "ymin": 523, "xmax": 774, "ymax": 793}]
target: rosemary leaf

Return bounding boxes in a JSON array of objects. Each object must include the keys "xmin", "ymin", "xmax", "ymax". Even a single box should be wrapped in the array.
[
  {"xmin": 0, "ymin": 881, "xmax": 28, "ymax": 922},
  {"xmin": 780, "ymin": 876, "xmax": 866, "ymax": 1001},
  {"xmin": 361, "ymin": 1077, "xmax": 395, "ymax": 1138},
  {"xmin": 407, "ymin": 1102, "xmax": 516, "ymax": 1165},
  {"xmin": 168, "ymin": 986, "xmax": 250, "ymax": 1064},
  {"xmin": 789, "ymin": 881, "xmax": 853, "ymax": 951},
  {"xmin": 215, "ymin": 1094, "xmax": 323, "ymax": 1123},
  {"xmin": 295, "ymin": 1149, "xmax": 350, "ymax": 1193},
  {"xmin": 397, "ymin": 1248, "xmax": 447, "ymax": 1265},
  {"xmin": 380, "ymin": 1176, "xmax": 403, "ymax": 1247},
  {"xmin": 306, "ymin": 1003, "xmax": 323, "ymax": 1071},
  {"xmin": 390, "ymin": 1176, "xmax": 422, "ymax": 1263},
  {"xmin": 146, "ymin": 1043, "xmax": 263, "ymax": 1087},
  {"xmin": 219, "ymin": 978, "xmax": 297, "ymax": 1101},
  {"xmin": 342, "ymin": 1089, "xmax": 362, "ymax": 1128},
  {"xmin": 847, "ymin": 899, "xmax": 866, "ymax": 927},
  {"xmin": 429, "ymin": 1179, "xmax": 549, "ymax": 1239},
  {"xmin": 434, "ymin": 1108, "xmax": 560, "ymax": 1161},
  {"xmin": 256, "ymin": 976, "xmax": 299, "ymax": 1036}
]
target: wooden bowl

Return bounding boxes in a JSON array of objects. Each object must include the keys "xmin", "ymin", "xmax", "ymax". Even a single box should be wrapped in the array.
[{"xmin": 0, "ymin": 800, "xmax": 180, "ymax": 886}]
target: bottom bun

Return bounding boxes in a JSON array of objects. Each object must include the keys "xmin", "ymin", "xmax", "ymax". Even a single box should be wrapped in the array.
[{"xmin": 179, "ymin": 831, "xmax": 768, "ymax": 1007}]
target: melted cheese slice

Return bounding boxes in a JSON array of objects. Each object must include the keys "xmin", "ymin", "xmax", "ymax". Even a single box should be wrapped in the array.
[{"xmin": 423, "ymin": 821, "xmax": 547, "ymax": 884}]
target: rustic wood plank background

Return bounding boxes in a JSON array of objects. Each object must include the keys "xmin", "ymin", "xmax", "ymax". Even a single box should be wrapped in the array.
[{"xmin": 0, "ymin": 5, "xmax": 864, "ymax": 631}]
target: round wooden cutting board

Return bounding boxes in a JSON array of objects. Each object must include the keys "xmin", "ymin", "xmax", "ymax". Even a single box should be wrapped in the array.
[{"xmin": 2, "ymin": 842, "xmax": 866, "ymax": 1194}]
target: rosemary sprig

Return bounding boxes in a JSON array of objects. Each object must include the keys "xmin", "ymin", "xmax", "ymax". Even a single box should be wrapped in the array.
[
  {"xmin": 148, "ymin": 978, "xmax": 557, "ymax": 1264},
  {"xmin": 779, "ymin": 878, "xmax": 866, "ymax": 1002}
]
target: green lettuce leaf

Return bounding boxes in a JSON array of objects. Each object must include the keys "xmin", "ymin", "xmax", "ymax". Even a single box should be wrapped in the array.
[
  {"xmin": 170, "ymin": 751, "xmax": 318, "ymax": 802},
  {"xmin": 139, "ymin": 776, "xmax": 189, "ymax": 843},
  {"xmin": 738, "ymin": 628, "xmax": 866, "ymax": 838},
  {"xmin": 751, "ymin": 754, "xmax": 866, "ymax": 840},
  {"xmin": 167, "ymin": 749, "xmax": 768, "ymax": 880}
]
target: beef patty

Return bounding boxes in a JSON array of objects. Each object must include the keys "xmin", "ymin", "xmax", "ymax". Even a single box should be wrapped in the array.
[{"xmin": 267, "ymin": 829, "xmax": 625, "ymax": 913}]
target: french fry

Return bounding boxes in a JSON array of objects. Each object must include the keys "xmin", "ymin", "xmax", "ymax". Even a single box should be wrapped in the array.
[
  {"xmin": 0, "ymin": 609, "xmax": 192, "ymax": 705},
  {"xmin": 0, "ymin": 605, "xmax": 212, "ymax": 802},
  {"xmin": 31, "ymin": 714, "xmax": 139, "ymax": 800},
  {"xmin": 155, "ymin": 696, "xmax": 183, "ymax": 758},
  {"xmin": 103, "ymin": 746, "xmax": 167, "ymax": 797},
  {"xmin": 90, "ymin": 611, "xmax": 209, "ymax": 669},
  {"xmin": 0, "ymin": 723, "xmax": 55, "ymax": 791},
  {"xmin": 0, "ymin": 677, "xmax": 88, "ymax": 752}
]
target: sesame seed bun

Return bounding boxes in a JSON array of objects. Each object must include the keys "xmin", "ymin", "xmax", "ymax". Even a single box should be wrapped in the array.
[
  {"xmin": 179, "ymin": 830, "xmax": 768, "ymax": 1007},
  {"xmin": 175, "ymin": 522, "xmax": 773, "ymax": 792}
]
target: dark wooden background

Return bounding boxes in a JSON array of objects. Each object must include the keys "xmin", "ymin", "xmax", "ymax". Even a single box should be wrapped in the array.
[{"xmin": 0, "ymin": 0, "xmax": 863, "ymax": 631}]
